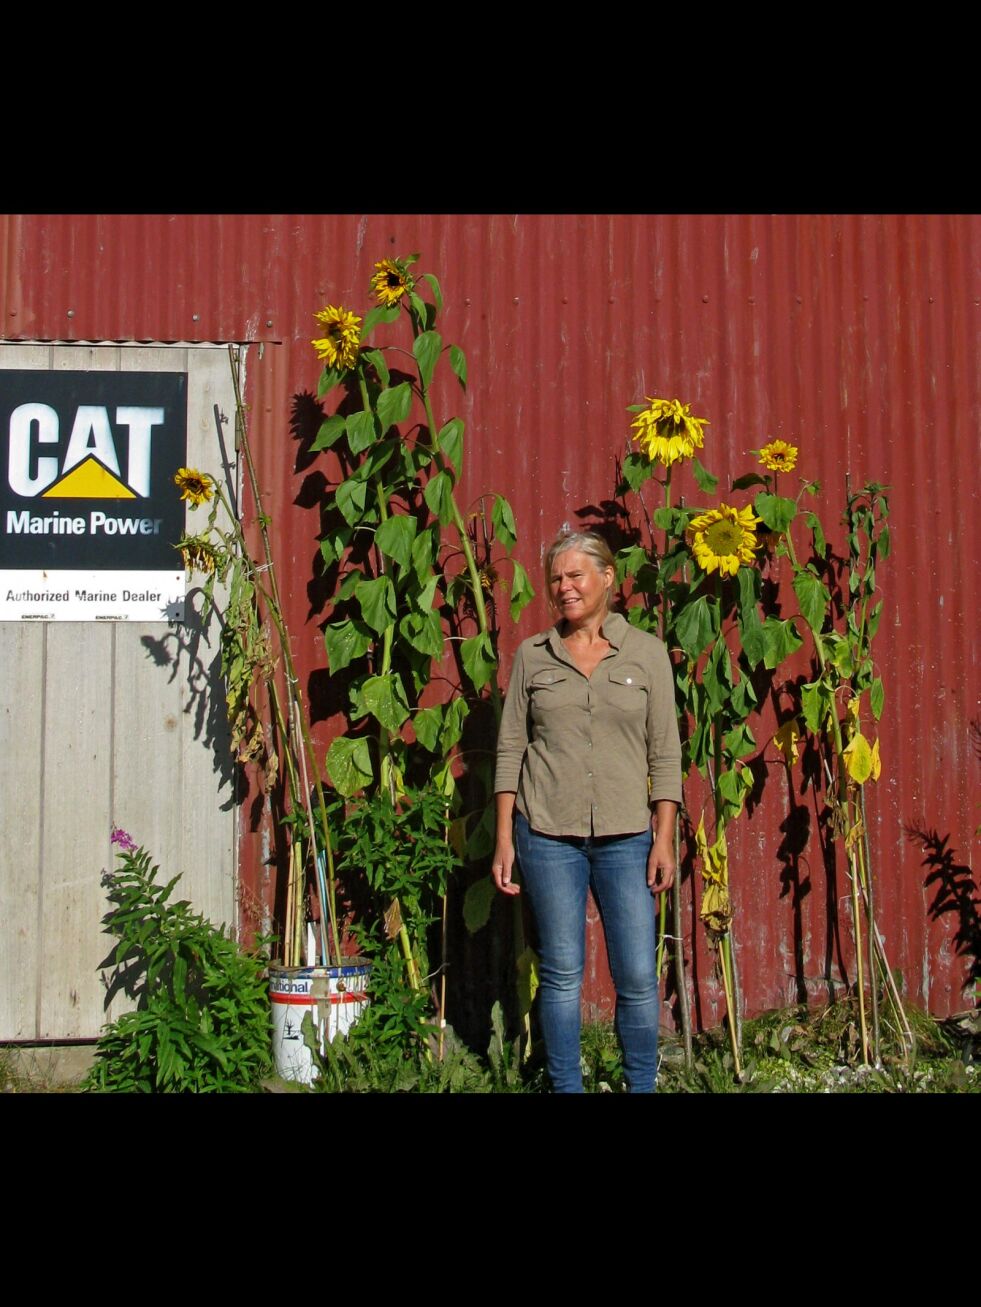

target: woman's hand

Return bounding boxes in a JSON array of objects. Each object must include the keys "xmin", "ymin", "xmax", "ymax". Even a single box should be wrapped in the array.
[
  {"xmin": 647, "ymin": 801, "xmax": 679, "ymax": 895},
  {"xmin": 492, "ymin": 792, "xmax": 521, "ymax": 895},
  {"xmin": 492, "ymin": 841, "xmax": 521, "ymax": 896}
]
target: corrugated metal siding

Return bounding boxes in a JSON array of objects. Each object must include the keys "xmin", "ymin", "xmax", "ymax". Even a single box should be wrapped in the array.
[{"xmin": 4, "ymin": 213, "xmax": 978, "ymax": 1030}]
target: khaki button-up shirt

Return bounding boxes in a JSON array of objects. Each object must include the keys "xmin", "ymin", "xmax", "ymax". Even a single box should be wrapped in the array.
[{"xmin": 494, "ymin": 611, "xmax": 682, "ymax": 837}]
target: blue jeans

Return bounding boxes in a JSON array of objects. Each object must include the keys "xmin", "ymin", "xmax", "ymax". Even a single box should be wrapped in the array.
[{"xmin": 514, "ymin": 812, "xmax": 660, "ymax": 1093}]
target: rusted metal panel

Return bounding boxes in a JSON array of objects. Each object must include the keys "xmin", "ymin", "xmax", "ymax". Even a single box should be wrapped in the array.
[{"xmin": 4, "ymin": 214, "xmax": 977, "ymax": 1029}]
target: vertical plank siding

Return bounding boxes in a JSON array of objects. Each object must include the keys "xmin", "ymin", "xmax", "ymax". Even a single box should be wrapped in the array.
[{"xmin": 0, "ymin": 343, "xmax": 237, "ymax": 1039}]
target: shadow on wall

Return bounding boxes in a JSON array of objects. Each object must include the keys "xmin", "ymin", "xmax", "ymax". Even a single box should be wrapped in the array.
[{"xmin": 906, "ymin": 820, "xmax": 981, "ymax": 1007}]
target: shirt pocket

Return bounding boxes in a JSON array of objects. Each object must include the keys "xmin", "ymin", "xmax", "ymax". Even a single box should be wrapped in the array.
[
  {"xmin": 528, "ymin": 669, "xmax": 572, "ymax": 715},
  {"xmin": 607, "ymin": 665, "xmax": 649, "ymax": 714}
]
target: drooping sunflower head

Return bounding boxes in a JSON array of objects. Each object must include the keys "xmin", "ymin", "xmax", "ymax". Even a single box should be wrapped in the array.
[
  {"xmin": 177, "ymin": 532, "xmax": 219, "ymax": 576},
  {"xmin": 311, "ymin": 304, "xmax": 362, "ymax": 371},
  {"xmin": 370, "ymin": 257, "xmax": 414, "ymax": 307},
  {"xmin": 174, "ymin": 467, "xmax": 214, "ymax": 508},
  {"xmin": 686, "ymin": 502, "xmax": 760, "ymax": 577},
  {"xmin": 758, "ymin": 438, "xmax": 799, "ymax": 473},
  {"xmin": 631, "ymin": 396, "xmax": 709, "ymax": 468}
]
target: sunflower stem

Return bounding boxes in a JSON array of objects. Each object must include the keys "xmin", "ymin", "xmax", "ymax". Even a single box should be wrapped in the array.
[{"xmin": 226, "ymin": 346, "xmax": 342, "ymax": 966}]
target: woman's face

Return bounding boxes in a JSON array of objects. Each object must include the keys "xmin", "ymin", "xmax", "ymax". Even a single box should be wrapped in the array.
[{"xmin": 548, "ymin": 549, "xmax": 613, "ymax": 627}]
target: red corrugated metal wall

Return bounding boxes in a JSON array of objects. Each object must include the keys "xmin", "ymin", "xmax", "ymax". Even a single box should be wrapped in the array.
[{"xmin": 4, "ymin": 213, "xmax": 978, "ymax": 1027}]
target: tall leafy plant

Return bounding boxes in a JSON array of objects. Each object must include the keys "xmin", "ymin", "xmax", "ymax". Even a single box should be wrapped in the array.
[{"xmin": 84, "ymin": 829, "xmax": 271, "ymax": 1093}]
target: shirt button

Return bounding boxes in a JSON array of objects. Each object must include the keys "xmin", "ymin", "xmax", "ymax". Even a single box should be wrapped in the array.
[
  {"xmin": 587, "ymin": 772, "xmax": 592, "ymax": 778},
  {"xmin": 625, "ymin": 677, "xmax": 633, "ymax": 684}
]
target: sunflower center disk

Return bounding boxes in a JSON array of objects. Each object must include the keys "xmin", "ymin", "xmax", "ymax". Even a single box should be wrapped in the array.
[{"xmin": 704, "ymin": 521, "xmax": 744, "ymax": 555}]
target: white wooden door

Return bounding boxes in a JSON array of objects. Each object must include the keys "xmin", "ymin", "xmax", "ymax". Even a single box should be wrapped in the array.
[{"xmin": 0, "ymin": 344, "xmax": 240, "ymax": 1040}]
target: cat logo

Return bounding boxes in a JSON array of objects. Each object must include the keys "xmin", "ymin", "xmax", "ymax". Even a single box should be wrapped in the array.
[{"xmin": 7, "ymin": 403, "xmax": 163, "ymax": 499}]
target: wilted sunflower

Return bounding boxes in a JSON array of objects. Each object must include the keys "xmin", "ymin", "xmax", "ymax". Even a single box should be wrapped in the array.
[
  {"xmin": 311, "ymin": 304, "xmax": 362, "ymax": 371},
  {"xmin": 686, "ymin": 503, "xmax": 760, "ymax": 577},
  {"xmin": 631, "ymin": 396, "xmax": 709, "ymax": 467},
  {"xmin": 174, "ymin": 467, "xmax": 214, "ymax": 507},
  {"xmin": 370, "ymin": 257, "xmax": 413, "ymax": 307},
  {"xmin": 758, "ymin": 439, "xmax": 799, "ymax": 473},
  {"xmin": 178, "ymin": 534, "xmax": 218, "ymax": 576}
]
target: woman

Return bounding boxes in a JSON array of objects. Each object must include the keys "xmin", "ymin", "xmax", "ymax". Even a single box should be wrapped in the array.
[{"xmin": 492, "ymin": 530, "xmax": 682, "ymax": 1093}]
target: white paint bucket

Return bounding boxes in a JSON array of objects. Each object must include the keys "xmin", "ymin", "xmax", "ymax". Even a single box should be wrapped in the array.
[{"xmin": 268, "ymin": 962, "xmax": 371, "ymax": 1085}]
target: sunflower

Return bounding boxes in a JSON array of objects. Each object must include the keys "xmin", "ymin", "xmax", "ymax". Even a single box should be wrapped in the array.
[
  {"xmin": 311, "ymin": 304, "xmax": 362, "ymax": 371},
  {"xmin": 174, "ymin": 467, "xmax": 214, "ymax": 507},
  {"xmin": 758, "ymin": 439, "xmax": 798, "ymax": 473},
  {"xmin": 631, "ymin": 396, "xmax": 709, "ymax": 467},
  {"xmin": 686, "ymin": 503, "xmax": 760, "ymax": 577},
  {"xmin": 178, "ymin": 534, "xmax": 218, "ymax": 576},
  {"xmin": 370, "ymin": 258, "xmax": 414, "ymax": 307}
]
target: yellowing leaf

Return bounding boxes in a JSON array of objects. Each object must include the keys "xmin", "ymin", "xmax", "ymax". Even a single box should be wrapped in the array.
[
  {"xmin": 843, "ymin": 732, "xmax": 873, "ymax": 784},
  {"xmin": 846, "ymin": 694, "xmax": 861, "ymax": 727},
  {"xmin": 773, "ymin": 718, "xmax": 801, "ymax": 766},
  {"xmin": 696, "ymin": 814, "xmax": 732, "ymax": 939},
  {"xmin": 870, "ymin": 736, "xmax": 882, "ymax": 782}
]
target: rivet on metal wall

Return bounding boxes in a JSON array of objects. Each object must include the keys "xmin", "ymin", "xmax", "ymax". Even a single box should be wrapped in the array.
[
  {"xmin": 513, "ymin": 297, "xmax": 519, "ymax": 304},
  {"xmin": 192, "ymin": 313, "xmax": 200, "ymax": 322},
  {"xmin": 748, "ymin": 296, "xmax": 755, "ymax": 305},
  {"xmin": 795, "ymin": 295, "xmax": 802, "ymax": 304},
  {"xmin": 66, "ymin": 309, "xmax": 75, "ymax": 317},
  {"xmin": 701, "ymin": 294, "xmax": 709, "ymax": 303},
  {"xmin": 928, "ymin": 297, "xmax": 934, "ymax": 304},
  {"xmin": 265, "ymin": 320, "xmax": 273, "ymax": 328}
]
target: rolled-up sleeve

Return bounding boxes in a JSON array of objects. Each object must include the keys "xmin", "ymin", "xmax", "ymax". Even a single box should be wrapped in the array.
[
  {"xmin": 494, "ymin": 645, "xmax": 529, "ymax": 794},
  {"xmin": 646, "ymin": 637, "xmax": 683, "ymax": 806}
]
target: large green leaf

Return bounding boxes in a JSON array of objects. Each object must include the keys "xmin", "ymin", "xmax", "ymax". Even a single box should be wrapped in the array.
[
  {"xmin": 619, "ymin": 452, "xmax": 654, "ymax": 493},
  {"xmin": 438, "ymin": 417, "xmax": 464, "ymax": 478},
  {"xmin": 311, "ymin": 414, "xmax": 346, "ymax": 451},
  {"xmin": 363, "ymin": 348, "xmax": 389, "ymax": 386},
  {"xmin": 466, "ymin": 803, "xmax": 496, "ymax": 860},
  {"xmin": 440, "ymin": 698, "xmax": 469, "ymax": 752},
  {"xmin": 463, "ymin": 874, "xmax": 496, "ymax": 933},
  {"xmin": 801, "ymin": 679, "xmax": 832, "ymax": 734},
  {"xmin": 423, "ymin": 470, "xmax": 455, "ymax": 526},
  {"xmin": 691, "ymin": 457, "xmax": 719, "ymax": 494},
  {"xmin": 806, "ymin": 512, "xmax": 827, "ymax": 559},
  {"xmin": 317, "ymin": 365, "xmax": 344, "ymax": 398},
  {"xmin": 356, "ymin": 575, "xmax": 397, "ymax": 634},
  {"xmin": 375, "ymin": 514, "xmax": 417, "ymax": 570},
  {"xmin": 717, "ymin": 764, "xmax": 753, "ymax": 816},
  {"xmin": 346, "ymin": 409, "xmax": 378, "ymax": 454},
  {"xmin": 361, "ymin": 674, "xmax": 410, "ymax": 733},
  {"xmin": 675, "ymin": 595, "xmax": 718, "ymax": 659},
  {"xmin": 461, "ymin": 631, "xmax": 497, "ymax": 691},
  {"xmin": 870, "ymin": 677, "xmax": 885, "ymax": 721},
  {"xmin": 754, "ymin": 492, "xmax": 797, "ymax": 533},
  {"xmin": 793, "ymin": 569, "xmax": 830, "ymax": 636},
  {"xmin": 399, "ymin": 609, "xmax": 444, "ymax": 658},
  {"xmin": 376, "ymin": 381, "xmax": 413, "ymax": 433},
  {"xmin": 361, "ymin": 304, "xmax": 400, "ymax": 338},
  {"xmin": 509, "ymin": 561, "xmax": 535, "ymax": 621},
  {"xmin": 326, "ymin": 736, "xmax": 374, "ymax": 796},
  {"xmin": 449, "ymin": 344, "xmax": 467, "ymax": 390},
  {"xmin": 409, "ymin": 522, "xmax": 436, "ymax": 579},
  {"xmin": 335, "ymin": 476, "xmax": 368, "ymax": 526},
  {"xmin": 732, "ymin": 472, "xmax": 768, "ymax": 491},
  {"xmin": 722, "ymin": 722, "xmax": 756, "ymax": 761},
  {"xmin": 877, "ymin": 522, "xmax": 891, "ymax": 560},
  {"xmin": 412, "ymin": 705, "xmax": 444, "ymax": 753},
  {"xmin": 492, "ymin": 495, "xmax": 517, "ymax": 554},
  {"xmin": 324, "ymin": 618, "xmax": 372, "ymax": 673},
  {"xmin": 413, "ymin": 330, "xmax": 442, "ymax": 390},
  {"xmin": 761, "ymin": 616, "xmax": 803, "ymax": 669},
  {"xmin": 421, "ymin": 272, "xmax": 444, "ymax": 314}
]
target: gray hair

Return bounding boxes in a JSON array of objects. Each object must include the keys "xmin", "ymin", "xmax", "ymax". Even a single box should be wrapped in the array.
[{"xmin": 545, "ymin": 530, "xmax": 617, "ymax": 610}]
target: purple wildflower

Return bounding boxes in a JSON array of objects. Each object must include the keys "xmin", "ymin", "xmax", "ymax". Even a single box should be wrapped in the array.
[{"xmin": 111, "ymin": 825, "xmax": 137, "ymax": 853}]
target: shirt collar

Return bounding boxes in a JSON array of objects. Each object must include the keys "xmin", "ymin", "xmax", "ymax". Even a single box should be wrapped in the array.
[{"xmin": 533, "ymin": 609, "xmax": 629, "ymax": 652}]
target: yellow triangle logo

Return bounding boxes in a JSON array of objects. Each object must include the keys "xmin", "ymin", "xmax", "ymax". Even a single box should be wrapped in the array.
[{"xmin": 42, "ymin": 456, "xmax": 137, "ymax": 499}]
